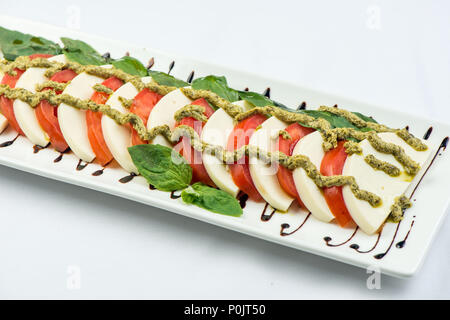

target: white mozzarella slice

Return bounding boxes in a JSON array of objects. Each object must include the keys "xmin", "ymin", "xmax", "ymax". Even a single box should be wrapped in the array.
[
  {"xmin": 146, "ymin": 89, "xmax": 192, "ymax": 147},
  {"xmin": 0, "ymin": 113, "xmax": 8, "ymax": 133},
  {"xmin": 342, "ymin": 132, "xmax": 431, "ymax": 234},
  {"xmin": 13, "ymin": 55, "xmax": 67, "ymax": 147},
  {"xmin": 58, "ymin": 69, "xmax": 109, "ymax": 162},
  {"xmin": 102, "ymin": 77, "xmax": 152, "ymax": 173},
  {"xmin": 249, "ymin": 116, "xmax": 294, "ymax": 211},
  {"xmin": 201, "ymin": 100, "xmax": 253, "ymax": 197},
  {"xmin": 292, "ymin": 131, "xmax": 335, "ymax": 222}
]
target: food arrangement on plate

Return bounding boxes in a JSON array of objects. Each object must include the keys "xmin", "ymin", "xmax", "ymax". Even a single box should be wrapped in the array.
[{"xmin": 0, "ymin": 24, "xmax": 448, "ymax": 274}]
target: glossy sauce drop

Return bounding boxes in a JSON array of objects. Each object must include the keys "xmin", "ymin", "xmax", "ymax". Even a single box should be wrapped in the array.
[
  {"xmin": 263, "ymin": 87, "xmax": 271, "ymax": 98},
  {"xmin": 373, "ymin": 222, "xmax": 401, "ymax": 259},
  {"xmin": 423, "ymin": 127, "xmax": 433, "ymax": 140},
  {"xmin": 53, "ymin": 148, "xmax": 69, "ymax": 163},
  {"xmin": 149, "ymin": 184, "xmax": 156, "ymax": 190},
  {"xmin": 147, "ymin": 57, "xmax": 155, "ymax": 70},
  {"xmin": 260, "ymin": 203, "xmax": 276, "ymax": 222},
  {"xmin": 168, "ymin": 61, "xmax": 175, "ymax": 74},
  {"xmin": 350, "ymin": 231, "xmax": 382, "ymax": 253},
  {"xmin": 297, "ymin": 102, "xmax": 307, "ymax": 110},
  {"xmin": 0, "ymin": 134, "xmax": 19, "ymax": 148},
  {"xmin": 92, "ymin": 168, "xmax": 105, "ymax": 176},
  {"xmin": 237, "ymin": 192, "xmax": 249, "ymax": 209},
  {"xmin": 170, "ymin": 191, "xmax": 181, "ymax": 199},
  {"xmin": 54, "ymin": 154, "xmax": 63, "ymax": 163},
  {"xmin": 119, "ymin": 173, "xmax": 137, "ymax": 184},
  {"xmin": 76, "ymin": 159, "xmax": 88, "ymax": 171},
  {"xmin": 324, "ymin": 227, "xmax": 359, "ymax": 247},
  {"xmin": 33, "ymin": 144, "xmax": 48, "ymax": 154},
  {"xmin": 396, "ymin": 219, "xmax": 415, "ymax": 249},
  {"xmin": 187, "ymin": 71, "xmax": 195, "ymax": 83},
  {"xmin": 280, "ymin": 213, "xmax": 311, "ymax": 237}
]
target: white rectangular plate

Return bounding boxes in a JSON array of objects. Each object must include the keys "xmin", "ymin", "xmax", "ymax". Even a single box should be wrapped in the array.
[{"xmin": 1, "ymin": 16, "xmax": 449, "ymax": 278}]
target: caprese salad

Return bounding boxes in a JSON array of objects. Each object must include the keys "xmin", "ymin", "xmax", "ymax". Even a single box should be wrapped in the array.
[{"xmin": 0, "ymin": 26, "xmax": 433, "ymax": 235}]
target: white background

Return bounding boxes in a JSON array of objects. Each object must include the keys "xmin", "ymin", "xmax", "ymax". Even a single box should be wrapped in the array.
[{"xmin": 0, "ymin": 0, "xmax": 449, "ymax": 299}]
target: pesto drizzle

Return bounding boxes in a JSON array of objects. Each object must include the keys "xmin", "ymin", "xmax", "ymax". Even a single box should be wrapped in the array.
[{"xmin": 0, "ymin": 56, "xmax": 429, "ymax": 220}]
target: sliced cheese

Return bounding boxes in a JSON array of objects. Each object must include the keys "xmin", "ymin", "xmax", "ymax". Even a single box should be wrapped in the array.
[
  {"xmin": 0, "ymin": 113, "xmax": 8, "ymax": 133},
  {"xmin": 342, "ymin": 132, "xmax": 431, "ymax": 234},
  {"xmin": 146, "ymin": 89, "xmax": 192, "ymax": 147},
  {"xmin": 249, "ymin": 116, "xmax": 294, "ymax": 211},
  {"xmin": 201, "ymin": 100, "xmax": 253, "ymax": 197},
  {"xmin": 13, "ymin": 54, "xmax": 67, "ymax": 147},
  {"xmin": 58, "ymin": 69, "xmax": 109, "ymax": 162},
  {"xmin": 102, "ymin": 77, "xmax": 152, "ymax": 173},
  {"xmin": 292, "ymin": 131, "xmax": 335, "ymax": 222}
]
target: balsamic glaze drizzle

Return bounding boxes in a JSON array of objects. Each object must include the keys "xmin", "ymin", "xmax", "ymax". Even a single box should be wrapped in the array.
[
  {"xmin": 373, "ymin": 222, "xmax": 401, "ymax": 259},
  {"xmin": 260, "ymin": 203, "xmax": 276, "ymax": 222},
  {"xmin": 0, "ymin": 134, "xmax": 19, "ymax": 148},
  {"xmin": 147, "ymin": 57, "xmax": 155, "ymax": 70},
  {"xmin": 280, "ymin": 213, "xmax": 311, "ymax": 237},
  {"xmin": 244, "ymin": 87, "xmax": 249, "ymax": 92},
  {"xmin": 409, "ymin": 136, "xmax": 448, "ymax": 200},
  {"xmin": 170, "ymin": 190, "xmax": 181, "ymax": 199},
  {"xmin": 237, "ymin": 192, "xmax": 249, "ymax": 209},
  {"xmin": 263, "ymin": 87, "xmax": 271, "ymax": 98},
  {"xmin": 76, "ymin": 159, "xmax": 88, "ymax": 171},
  {"xmin": 324, "ymin": 227, "xmax": 359, "ymax": 247},
  {"xmin": 297, "ymin": 102, "xmax": 307, "ymax": 110},
  {"xmin": 423, "ymin": 127, "xmax": 433, "ymax": 140},
  {"xmin": 53, "ymin": 154, "xmax": 63, "ymax": 163},
  {"xmin": 33, "ymin": 144, "xmax": 49, "ymax": 154},
  {"xmin": 396, "ymin": 219, "xmax": 415, "ymax": 249},
  {"xmin": 350, "ymin": 231, "xmax": 382, "ymax": 253},
  {"xmin": 119, "ymin": 172, "xmax": 137, "ymax": 184},
  {"xmin": 168, "ymin": 61, "xmax": 175, "ymax": 74},
  {"xmin": 187, "ymin": 71, "xmax": 195, "ymax": 83},
  {"xmin": 149, "ymin": 184, "xmax": 156, "ymax": 190},
  {"xmin": 92, "ymin": 168, "xmax": 105, "ymax": 176}
]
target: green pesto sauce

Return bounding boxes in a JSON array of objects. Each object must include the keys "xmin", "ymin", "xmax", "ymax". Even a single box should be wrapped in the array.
[
  {"xmin": 388, "ymin": 195, "xmax": 411, "ymax": 222},
  {"xmin": 93, "ymin": 83, "xmax": 113, "ymax": 95},
  {"xmin": 278, "ymin": 129, "xmax": 291, "ymax": 140},
  {"xmin": 118, "ymin": 96, "xmax": 133, "ymax": 109},
  {"xmin": 0, "ymin": 56, "xmax": 430, "ymax": 213},
  {"xmin": 343, "ymin": 141, "xmax": 362, "ymax": 155},
  {"xmin": 35, "ymin": 81, "xmax": 68, "ymax": 93},
  {"xmin": 174, "ymin": 104, "xmax": 207, "ymax": 122},
  {"xmin": 364, "ymin": 154, "xmax": 401, "ymax": 177}
]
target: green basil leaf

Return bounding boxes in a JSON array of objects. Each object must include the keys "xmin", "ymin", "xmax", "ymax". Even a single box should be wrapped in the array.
[
  {"xmin": 61, "ymin": 37, "xmax": 106, "ymax": 66},
  {"xmin": 352, "ymin": 111, "xmax": 377, "ymax": 123},
  {"xmin": 148, "ymin": 70, "xmax": 188, "ymax": 87},
  {"xmin": 181, "ymin": 183, "xmax": 243, "ymax": 217},
  {"xmin": 128, "ymin": 144, "xmax": 192, "ymax": 192},
  {"xmin": 0, "ymin": 26, "xmax": 62, "ymax": 61},
  {"xmin": 237, "ymin": 90, "xmax": 279, "ymax": 107},
  {"xmin": 192, "ymin": 75, "xmax": 240, "ymax": 102},
  {"xmin": 111, "ymin": 56, "xmax": 148, "ymax": 77}
]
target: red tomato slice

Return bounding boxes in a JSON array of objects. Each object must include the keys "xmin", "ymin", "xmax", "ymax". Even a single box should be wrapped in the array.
[
  {"xmin": 129, "ymin": 88, "xmax": 163, "ymax": 146},
  {"xmin": 0, "ymin": 54, "xmax": 53, "ymax": 135},
  {"xmin": 276, "ymin": 123, "xmax": 314, "ymax": 207},
  {"xmin": 227, "ymin": 114, "xmax": 267, "ymax": 201},
  {"xmin": 174, "ymin": 98, "xmax": 216, "ymax": 186},
  {"xmin": 86, "ymin": 77, "xmax": 124, "ymax": 166},
  {"xmin": 320, "ymin": 140, "xmax": 353, "ymax": 227},
  {"xmin": 35, "ymin": 69, "xmax": 78, "ymax": 152}
]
